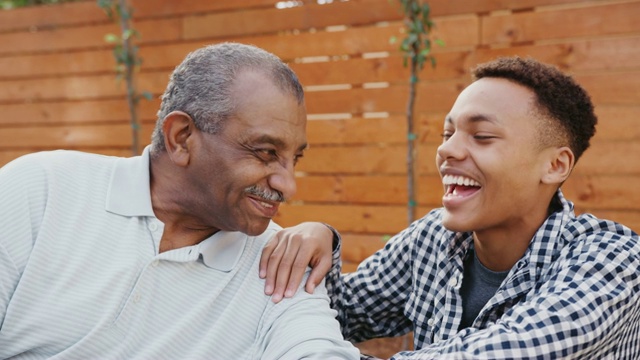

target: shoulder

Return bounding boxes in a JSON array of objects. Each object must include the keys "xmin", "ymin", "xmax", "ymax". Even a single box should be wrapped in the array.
[{"xmin": 557, "ymin": 214, "xmax": 640, "ymax": 270}]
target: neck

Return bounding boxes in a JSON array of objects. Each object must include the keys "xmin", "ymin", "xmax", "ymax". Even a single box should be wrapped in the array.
[
  {"xmin": 150, "ymin": 154, "xmax": 218, "ymax": 253},
  {"xmin": 472, "ymin": 198, "xmax": 554, "ymax": 272}
]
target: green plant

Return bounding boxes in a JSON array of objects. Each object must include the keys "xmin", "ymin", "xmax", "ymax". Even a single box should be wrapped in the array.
[
  {"xmin": 393, "ymin": 0, "xmax": 442, "ymax": 224},
  {"xmin": 98, "ymin": 0, "xmax": 151, "ymax": 155}
]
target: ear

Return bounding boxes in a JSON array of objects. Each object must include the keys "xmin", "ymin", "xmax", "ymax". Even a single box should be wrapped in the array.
[
  {"xmin": 541, "ymin": 146, "xmax": 575, "ymax": 185},
  {"xmin": 162, "ymin": 111, "xmax": 195, "ymax": 167}
]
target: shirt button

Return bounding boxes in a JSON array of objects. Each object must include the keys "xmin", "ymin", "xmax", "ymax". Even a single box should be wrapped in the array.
[
  {"xmin": 427, "ymin": 318, "xmax": 435, "ymax": 326},
  {"xmin": 149, "ymin": 223, "xmax": 158, "ymax": 232},
  {"xmin": 151, "ymin": 261, "xmax": 159, "ymax": 267},
  {"xmin": 133, "ymin": 293, "xmax": 141, "ymax": 303},
  {"xmin": 449, "ymin": 277, "xmax": 459, "ymax": 287}
]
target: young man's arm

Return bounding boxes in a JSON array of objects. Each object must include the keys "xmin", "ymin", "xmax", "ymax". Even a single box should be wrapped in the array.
[{"xmin": 262, "ymin": 220, "xmax": 424, "ymax": 342}]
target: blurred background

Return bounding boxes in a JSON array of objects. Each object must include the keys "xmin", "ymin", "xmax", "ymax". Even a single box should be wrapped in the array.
[{"xmin": 1, "ymin": 0, "xmax": 639, "ymax": 357}]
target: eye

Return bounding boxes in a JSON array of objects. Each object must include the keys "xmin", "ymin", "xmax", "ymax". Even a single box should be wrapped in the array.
[
  {"xmin": 293, "ymin": 153, "xmax": 304, "ymax": 166},
  {"xmin": 255, "ymin": 148, "xmax": 278, "ymax": 162},
  {"xmin": 473, "ymin": 134, "xmax": 496, "ymax": 141},
  {"xmin": 441, "ymin": 131, "xmax": 453, "ymax": 142}
]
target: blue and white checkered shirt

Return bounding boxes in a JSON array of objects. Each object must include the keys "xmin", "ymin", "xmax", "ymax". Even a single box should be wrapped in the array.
[{"xmin": 327, "ymin": 190, "xmax": 640, "ymax": 359}]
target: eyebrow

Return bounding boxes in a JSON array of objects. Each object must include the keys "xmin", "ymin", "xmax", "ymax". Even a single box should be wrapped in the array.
[
  {"xmin": 252, "ymin": 134, "xmax": 308, "ymax": 152},
  {"xmin": 445, "ymin": 113, "xmax": 499, "ymax": 125}
]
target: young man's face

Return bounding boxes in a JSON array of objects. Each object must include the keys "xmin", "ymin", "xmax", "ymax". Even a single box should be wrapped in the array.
[
  {"xmin": 186, "ymin": 70, "xmax": 307, "ymax": 236},
  {"xmin": 436, "ymin": 77, "xmax": 553, "ymax": 237}
]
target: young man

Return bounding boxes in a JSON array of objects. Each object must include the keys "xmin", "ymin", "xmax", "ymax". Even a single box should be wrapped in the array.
[
  {"xmin": 0, "ymin": 43, "xmax": 359, "ymax": 359},
  {"xmin": 262, "ymin": 57, "xmax": 640, "ymax": 358}
]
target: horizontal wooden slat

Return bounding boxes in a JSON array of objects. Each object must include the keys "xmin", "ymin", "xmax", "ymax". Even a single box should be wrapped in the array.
[
  {"xmin": 183, "ymin": 0, "xmax": 402, "ymax": 40},
  {"xmin": 130, "ymin": 0, "xmax": 280, "ymax": 19},
  {"xmin": 0, "ymin": 0, "xmax": 581, "ymax": 34},
  {"xmin": 0, "ymin": 18, "xmax": 182, "ymax": 56},
  {"xmin": 470, "ymin": 36, "xmax": 640, "ymax": 72},
  {"xmin": 274, "ymin": 203, "xmax": 412, "ymax": 234},
  {"xmin": 341, "ymin": 233, "xmax": 389, "ymax": 264},
  {"xmin": 575, "ymin": 71, "xmax": 640, "ymax": 105},
  {"xmin": 482, "ymin": 1, "xmax": 640, "ymax": 45},
  {"xmin": 593, "ymin": 105, "xmax": 640, "ymax": 142},
  {"xmin": 0, "ymin": 123, "xmax": 133, "ymax": 148},
  {"xmin": 0, "ymin": 98, "xmax": 159, "ymax": 125},
  {"xmin": 0, "ymin": 71, "xmax": 171, "ymax": 102},
  {"xmin": 564, "ymin": 175, "xmax": 640, "ymax": 211},
  {"xmin": 0, "ymin": 0, "xmax": 106, "ymax": 33},
  {"xmin": 574, "ymin": 141, "xmax": 640, "ymax": 176},
  {"xmin": 292, "ymin": 175, "xmax": 443, "ymax": 205}
]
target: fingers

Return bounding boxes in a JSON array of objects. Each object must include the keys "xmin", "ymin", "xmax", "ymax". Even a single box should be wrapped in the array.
[
  {"xmin": 262, "ymin": 235, "xmax": 288, "ymax": 297},
  {"xmin": 270, "ymin": 238, "xmax": 302, "ymax": 303},
  {"xmin": 305, "ymin": 255, "xmax": 332, "ymax": 294},
  {"xmin": 259, "ymin": 237, "xmax": 278, "ymax": 279}
]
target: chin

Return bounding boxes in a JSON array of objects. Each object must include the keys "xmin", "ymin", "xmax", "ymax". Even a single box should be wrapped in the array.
[
  {"xmin": 441, "ymin": 211, "xmax": 475, "ymax": 233},
  {"xmin": 240, "ymin": 221, "xmax": 271, "ymax": 236}
]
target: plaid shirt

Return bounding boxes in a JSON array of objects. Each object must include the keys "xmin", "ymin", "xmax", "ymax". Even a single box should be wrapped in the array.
[{"xmin": 327, "ymin": 190, "xmax": 640, "ymax": 359}]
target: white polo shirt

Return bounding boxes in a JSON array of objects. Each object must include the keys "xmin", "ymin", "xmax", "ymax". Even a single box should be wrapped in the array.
[{"xmin": 0, "ymin": 147, "xmax": 359, "ymax": 360}]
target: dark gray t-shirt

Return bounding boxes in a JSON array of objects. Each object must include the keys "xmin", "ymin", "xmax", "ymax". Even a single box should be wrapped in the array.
[{"xmin": 458, "ymin": 250, "xmax": 509, "ymax": 330}]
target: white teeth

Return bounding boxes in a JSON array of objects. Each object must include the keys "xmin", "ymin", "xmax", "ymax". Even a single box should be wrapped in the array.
[
  {"xmin": 259, "ymin": 201, "xmax": 273, "ymax": 208},
  {"xmin": 442, "ymin": 174, "xmax": 481, "ymax": 187}
]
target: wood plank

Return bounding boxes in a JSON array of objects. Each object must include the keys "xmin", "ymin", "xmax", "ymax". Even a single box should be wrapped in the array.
[
  {"xmin": 566, "ymin": 142, "xmax": 640, "ymax": 176},
  {"xmin": 0, "ymin": 71, "xmax": 170, "ymax": 102},
  {"xmin": 274, "ymin": 203, "xmax": 410, "ymax": 234},
  {"xmin": 575, "ymin": 71, "xmax": 640, "ymax": 106},
  {"xmin": 292, "ymin": 175, "xmax": 443, "ymax": 205},
  {"xmin": 0, "ymin": 18, "xmax": 182, "ymax": 56},
  {"xmin": 593, "ymin": 106, "xmax": 640, "ymax": 142},
  {"xmin": 306, "ymin": 116, "xmax": 408, "ymax": 145},
  {"xmin": 291, "ymin": 52, "xmax": 469, "ymax": 86},
  {"xmin": 131, "ymin": 0, "xmax": 280, "ymax": 19},
  {"xmin": 418, "ymin": 0, "xmax": 584, "ymax": 17},
  {"xmin": 0, "ymin": 1, "xmax": 107, "ymax": 33},
  {"xmin": 482, "ymin": 1, "xmax": 640, "ymax": 45},
  {"xmin": 470, "ymin": 36, "xmax": 640, "ymax": 73},
  {"xmin": 341, "ymin": 233, "xmax": 390, "ymax": 264},
  {"xmin": 564, "ymin": 175, "xmax": 640, "ymax": 211},
  {"xmin": 0, "ymin": 124, "xmax": 133, "ymax": 148},
  {"xmin": 0, "ymin": 98, "xmax": 160, "ymax": 125},
  {"xmin": 305, "ymin": 81, "xmax": 464, "ymax": 115},
  {"xmin": 0, "ymin": 49, "xmax": 115, "ymax": 79},
  {"xmin": 240, "ymin": 17, "xmax": 477, "ymax": 61},
  {"xmin": 183, "ymin": 0, "xmax": 402, "ymax": 40}
]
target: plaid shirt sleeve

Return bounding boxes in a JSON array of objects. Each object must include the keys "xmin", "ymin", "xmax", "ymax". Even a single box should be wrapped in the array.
[{"xmin": 326, "ymin": 220, "xmax": 423, "ymax": 342}]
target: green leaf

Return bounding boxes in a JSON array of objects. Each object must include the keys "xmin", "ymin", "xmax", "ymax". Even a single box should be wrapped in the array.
[
  {"xmin": 141, "ymin": 91, "xmax": 154, "ymax": 101},
  {"xmin": 104, "ymin": 33, "xmax": 119, "ymax": 44}
]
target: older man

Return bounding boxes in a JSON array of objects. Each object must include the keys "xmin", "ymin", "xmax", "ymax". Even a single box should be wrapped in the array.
[{"xmin": 0, "ymin": 43, "xmax": 359, "ymax": 359}]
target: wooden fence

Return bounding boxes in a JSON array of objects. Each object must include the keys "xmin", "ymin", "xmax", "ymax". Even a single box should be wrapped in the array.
[{"xmin": 1, "ymin": 0, "xmax": 639, "ymax": 269}]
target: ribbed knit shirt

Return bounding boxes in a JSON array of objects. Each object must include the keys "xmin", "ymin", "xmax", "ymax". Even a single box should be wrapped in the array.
[{"xmin": 0, "ymin": 147, "xmax": 359, "ymax": 360}]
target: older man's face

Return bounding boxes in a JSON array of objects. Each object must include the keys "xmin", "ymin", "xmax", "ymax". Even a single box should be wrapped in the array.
[{"xmin": 186, "ymin": 70, "xmax": 307, "ymax": 236}]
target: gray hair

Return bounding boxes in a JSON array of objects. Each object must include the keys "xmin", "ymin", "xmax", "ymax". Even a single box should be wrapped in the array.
[{"xmin": 150, "ymin": 42, "xmax": 304, "ymax": 155}]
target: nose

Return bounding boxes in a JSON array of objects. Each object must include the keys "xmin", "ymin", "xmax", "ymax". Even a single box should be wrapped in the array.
[
  {"xmin": 436, "ymin": 133, "xmax": 467, "ymax": 163},
  {"xmin": 268, "ymin": 160, "xmax": 297, "ymax": 201}
]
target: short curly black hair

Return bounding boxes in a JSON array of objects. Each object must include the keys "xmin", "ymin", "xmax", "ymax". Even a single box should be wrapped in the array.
[{"xmin": 472, "ymin": 57, "xmax": 597, "ymax": 162}]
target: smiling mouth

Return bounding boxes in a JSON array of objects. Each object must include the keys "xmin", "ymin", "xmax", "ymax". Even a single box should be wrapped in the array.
[
  {"xmin": 442, "ymin": 174, "xmax": 481, "ymax": 198},
  {"xmin": 247, "ymin": 196, "xmax": 280, "ymax": 218}
]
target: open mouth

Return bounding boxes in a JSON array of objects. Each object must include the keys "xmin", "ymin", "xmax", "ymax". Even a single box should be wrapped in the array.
[
  {"xmin": 247, "ymin": 196, "xmax": 280, "ymax": 218},
  {"xmin": 442, "ymin": 174, "xmax": 481, "ymax": 198}
]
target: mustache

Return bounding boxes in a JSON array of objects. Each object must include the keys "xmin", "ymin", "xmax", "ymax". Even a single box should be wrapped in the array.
[{"xmin": 244, "ymin": 185, "xmax": 285, "ymax": 202}]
